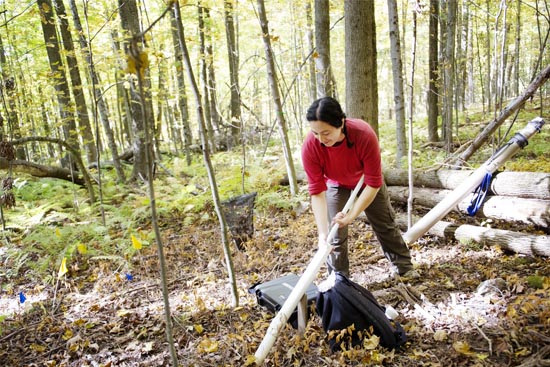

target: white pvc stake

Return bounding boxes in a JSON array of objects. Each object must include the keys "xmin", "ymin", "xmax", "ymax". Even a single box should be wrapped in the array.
[{"xmin": 254, "ymin": 175, "xmax": 365, "ymax": 364}]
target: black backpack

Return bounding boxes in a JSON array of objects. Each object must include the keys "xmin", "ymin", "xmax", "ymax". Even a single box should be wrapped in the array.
[{"xmin": 316, "ymin": 272, "xmax": 407, "ymax": 352}]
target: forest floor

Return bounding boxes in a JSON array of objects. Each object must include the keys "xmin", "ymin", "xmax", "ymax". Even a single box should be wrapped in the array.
[{"xmin": 1, "ymin": 189, "xmax": 549, "ymax": 366}]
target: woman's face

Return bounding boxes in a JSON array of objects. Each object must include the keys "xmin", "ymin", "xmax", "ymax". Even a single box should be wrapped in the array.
[{"xmin": 309, "ymin": 120, "xmax": 345, "ymax": 147}]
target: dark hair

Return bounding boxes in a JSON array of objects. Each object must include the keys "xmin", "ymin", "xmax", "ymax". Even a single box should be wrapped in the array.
[{"xmin": 306, "ymin": 97, "xmax": 353, "ymax": 147}]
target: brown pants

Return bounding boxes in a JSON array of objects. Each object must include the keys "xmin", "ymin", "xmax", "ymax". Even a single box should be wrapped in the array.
[{"xmin": 326, "ymin": 183, "xmax": 413, "ymax": 277}]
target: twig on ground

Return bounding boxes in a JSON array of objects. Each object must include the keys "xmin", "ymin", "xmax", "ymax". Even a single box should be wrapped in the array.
[
  {"xmin": 395, "ymin": 283, "xmax": 422, "ymax": 305},
  {"xmin": 474, "ymin": 323, "xmax": 492, "ymax": 355},
  {"xmin": 516, "ymin": 344, "xmax": 550, "ymax": 367}
]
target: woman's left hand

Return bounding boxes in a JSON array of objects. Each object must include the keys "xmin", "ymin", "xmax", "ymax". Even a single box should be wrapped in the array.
[{"xmin": 332, "ymin": 211, "xmax": 352, "ymax": 228}]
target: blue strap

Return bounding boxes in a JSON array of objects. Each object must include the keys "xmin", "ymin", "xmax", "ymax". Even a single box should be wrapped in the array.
[{"xmin": 467, "ymin": 172, "xmax": 492, "ymax": 216}]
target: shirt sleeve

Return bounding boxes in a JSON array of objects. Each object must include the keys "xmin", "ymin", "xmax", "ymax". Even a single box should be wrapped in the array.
[
  {"xmin": 301, "ymin": 134, "xmax": 327, "ymax": 195},
  {"xmin": 356, "ymin": 124, "xmax": 383, "ymax": 188}
]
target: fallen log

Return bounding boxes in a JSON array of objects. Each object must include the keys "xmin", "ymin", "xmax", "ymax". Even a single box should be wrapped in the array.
[
  {"xmin": 0, "ymin": 158, "xmax": 85, "ymax": 185},
  {"xmin": 384, "ymin": 169, "xmax": 550, "ymax": 200},
  {"xmin": 388, "ymin": 186, "xmax": 550, "ymax": 228},
  {"xmin": 10, "ymin": 136, "xmax": 95, "ymax": 203},
  {"xmin": 395, "ymin": 214, "xmax": 550, "ymax": 257}
]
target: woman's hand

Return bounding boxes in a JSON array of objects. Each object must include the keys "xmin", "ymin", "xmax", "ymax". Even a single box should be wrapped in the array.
[{"xmin": 331, "ymin": 211, "xmax": 352, "ymax": 228}]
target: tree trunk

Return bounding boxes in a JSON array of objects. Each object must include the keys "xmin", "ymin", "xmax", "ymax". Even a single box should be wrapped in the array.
[
  {"xmin": 68, "ymin": 0, "xmax": 126, "ymax": 183},
  {"xmin": 173, "ymin": 0, "xmax": 239, "ymax": 308},
  {"xmin": 485, "ymin": 0, "xmax": 492, "ymax": 111},
  {"xmin": 198, "ymin": 1, "xmax": 215, "ymax": 153},
  {"xmin": 387, "ymin": 0, "xmax": 406, "ymax": 167},
  {"xmin": 314, "ymin": 0, "xmax": 335, "ymax": 98},
  {"xmin": 442, "ymin": 0, "xmax": 457, "ymax": 151},
  {"xmin": 110, "ymin": 29, "xmax": 132, "ymax": 148},
  {"xmin": 11, "ymin": 136, "xmax": 95, "ymax": 202},
  {"xmin": 384, "ymin": 169, "xmax": 550, "ymax": 200},
  {"xmin": 405, "ymin": 4, "xmax": 419, "ymax": 229},
  {"xmin": 37, "ymin": 0, "xmax": 79, "ymax": 158},
  {"xmin": 52, "ymin": 0, "xmax": 97, "ymax": 164},
  {"xmin": 224, "ymin": 0, "xmax": 242, "ymax": 147},
  {"xmin": 0, "ymin": 158, "xmax": 84, "ymax": 185},
  {"xmin": 204, "ymin": 6, "xmax": 221, "ymax": 135},
  {"xmin": 388, "ymin": 185, "xmax": 550, "ymax": 228},
  {"xmin": 395, "ymin": 214, "xmax": 550, "ymax": 257},
  {"xmin": 256, "ymin": 0, "xmax": 299, "ymax": 197},
  {"xmin": 454, "ymin": 64, "xmax": 550, "ymax": 167},
  {"xmin": 494, "ymin": 1, "xmax": 509, "ymax": 111},
  {"xmin": 0, "ymin": 35, "xmax": 25, "ymax": 159},
  {"xmin": 427, "ymin": 0, "xmax": 439, "ymax": 143},
  {"xmin": 169, "ymin": 6, "xmax": 192, "ymax": 165},
  {"xmin": 155, "ymin": 63, "xmax": 166, "ymax": 159},
  {"xmin": 513, "ymin": 0, "xmax": 521, "ymax": 97},
  {"xmin": 118, "ymin": 0, "xmax": 153, "ymax": 182},
  {"xmin": 457, "ymin": 1, "xmax": 469, "ymax": 111},
  {"xmin": 344, "ymin": 0, "xmax": 378, "ymax": 134},
  {"xmin": 305, "ymin": 1, "xmax": 317, "ymax": 101}
]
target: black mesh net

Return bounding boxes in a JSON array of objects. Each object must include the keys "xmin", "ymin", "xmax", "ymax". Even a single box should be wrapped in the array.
[{"xmin": 222, "ymin": 192, "xmax": 257, "ymax": 250}]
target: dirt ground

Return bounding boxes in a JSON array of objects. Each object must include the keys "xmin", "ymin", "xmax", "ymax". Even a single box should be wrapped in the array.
[{"xmin": 1, "ymin": 202, "xmax": 549, "ymax": 366}]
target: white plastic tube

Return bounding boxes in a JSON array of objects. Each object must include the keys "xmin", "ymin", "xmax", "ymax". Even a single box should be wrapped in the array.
[
  {"xmin": 403, "ymin": 117, "xmax": 545, "ymax": 244},
  {"xmin": 254, "ymin": 175, "xmax": 365, "ymax": 364}
]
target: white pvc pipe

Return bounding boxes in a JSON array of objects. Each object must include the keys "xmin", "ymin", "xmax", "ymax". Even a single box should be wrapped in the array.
[
  {"xmin": 403, "ymin": 117, "xmax": 545, "ymax": 244},
  {"xmin": 254, "ymin": 175, "xmax": 364, "ymax": 364}
]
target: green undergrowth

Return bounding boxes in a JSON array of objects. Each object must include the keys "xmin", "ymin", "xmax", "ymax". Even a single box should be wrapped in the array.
[{"xmin": 0, "ymin": 145, "xmax": 308, "ymax": 286}]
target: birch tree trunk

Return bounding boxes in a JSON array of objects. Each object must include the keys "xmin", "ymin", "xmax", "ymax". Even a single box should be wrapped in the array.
[
  {"xmin": 387, "ymin": 0, "xmax": 406, "ymax": 167},
  {"xmin": 384, "ymin": 169, "xmax": 550, "ymax": 200},
  {"xmin": 344, "ymin": 0, "xmax": 378, "ymax": 134},
  {"xmin": 395, "ymin": 215, "xmax": 550, "ymax": 257},
  {"xmin": 256, "ymin": 0, "xmax": 299, "ymax": 197},
  {"xmin": 388, "ymin": 186, "xmax": 550, "ymax": 228}
]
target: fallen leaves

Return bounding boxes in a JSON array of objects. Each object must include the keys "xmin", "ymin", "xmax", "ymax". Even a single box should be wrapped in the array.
[
  {"xmin": 452, "ymin": 340, "xmax": 488, "ymax": 360},
  {"xmin": 1, "ymin": 208, "xmax": 549, "ymax": 366},
  {"xmin": 197, "ymin": 337, "xmax": 219, "ymax": 353}
]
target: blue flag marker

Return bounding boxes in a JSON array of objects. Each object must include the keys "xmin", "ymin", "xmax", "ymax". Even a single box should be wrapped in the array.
[
  {"xmin": 19, "ymin": 292, "xmax": 26, "ymax": 304},
  {"xmin": 125, "ymin": 273, "xmax": 134, "ymax": 281}
]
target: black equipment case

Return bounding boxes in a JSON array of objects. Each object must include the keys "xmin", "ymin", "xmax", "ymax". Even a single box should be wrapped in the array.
[{"xmin": 249, "ymin": 274, "xmax": 319, "ymax": 328}]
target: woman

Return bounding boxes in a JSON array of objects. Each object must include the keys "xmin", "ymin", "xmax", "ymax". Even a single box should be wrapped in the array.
[{"xmin": 301, "ymin": 97, "xmax": 417, "ymax": 279}]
